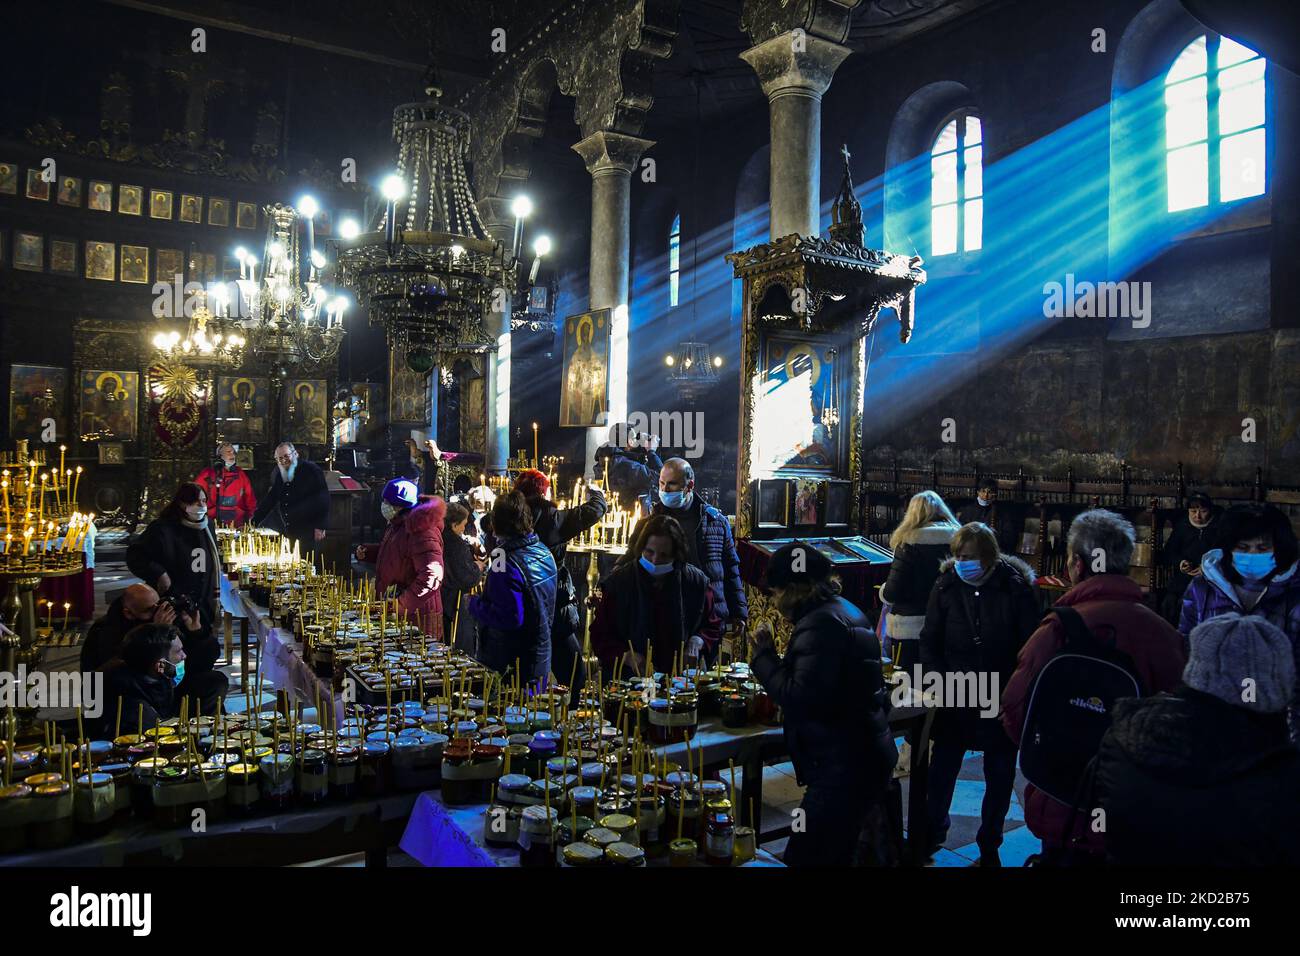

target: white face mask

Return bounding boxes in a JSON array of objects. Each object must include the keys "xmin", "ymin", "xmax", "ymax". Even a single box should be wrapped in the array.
[
  {"xmin": 380, "ymin": 501, "xmax": 399, "ymax": 522},
  {"xmin": 186, "ymin": 505, "xmax": 207, "ymax": 522}
]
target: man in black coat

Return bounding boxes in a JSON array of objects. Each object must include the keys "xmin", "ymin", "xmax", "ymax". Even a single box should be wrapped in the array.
[
  {"xmin": 593, "ymin": 422, "xmax": 661, "ymax": 511},
  {"xmin": 635, "ymin": 458, "xmax": 748, "ymax": 653},
  {"xmin": 253, "ymin": 442, "xmax": 330, "ymax": 556},
  {"xmin": 750, "ymin": 543, "xmax": 896, "ymax": 867},
  {"xmin": 103, "ymin": 623, "xmax": 227, "ymax": 735},
  {"xmin": 957, "ymin": 482, "xmax": 1023, "ymax": 555},
  {"xmin": 1095, "ymin": 613, "xmax": 1300, "ymax": 865},
  {"xmin": 1158, "ymin": 492, "xmax": 1220, "ymax": 625}
]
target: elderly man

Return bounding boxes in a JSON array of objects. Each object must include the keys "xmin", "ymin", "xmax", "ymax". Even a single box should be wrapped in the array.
[
  {"xmin": 253, "ymin": 442, "xmax": 330, "ymax": 554},
  {"xmin": 81, "ymin": 583, "xmax": 198, "ymax": 672},
  {"xmin": 1001, "ymin": 509, "xmax": 1186, "ymax": 865},
  {"xmin": 633, "ymin": 458, "xmax": 747, "ymax": 648},
  {"xmin": 195, "ymin": 442, "xmax": 257, "ymax": 527}
]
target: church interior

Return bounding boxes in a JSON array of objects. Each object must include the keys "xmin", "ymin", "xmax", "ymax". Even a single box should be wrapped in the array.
[{"xmin": 1, "ymin": 0, "xmax": 1298, "ymax": 895}]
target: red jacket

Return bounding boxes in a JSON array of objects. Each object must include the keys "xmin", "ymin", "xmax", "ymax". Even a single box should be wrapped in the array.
[
  {"xmin": 195, "ymin": 465, "xmax": 257, "ymax": 527},
  {"xmin": 1000, "ymin": 573, "xmax": 1186, "ymax": 854},
  {"xmin": 374, "ymin": 496, "xmax": 446, "ymax": 637}
]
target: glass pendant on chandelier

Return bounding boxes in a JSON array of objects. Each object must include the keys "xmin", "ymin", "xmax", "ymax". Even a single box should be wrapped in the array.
[
  {"xmin": 234, "ymin": 199, "xmax": 347, "ymax": 380},
  {"xmin": 664, "ymin": 341, "xmax": 723, "ymax": 404},
  {"xmin": 333, "ymin": 70, "xmax": 521, "ymax": 366}
]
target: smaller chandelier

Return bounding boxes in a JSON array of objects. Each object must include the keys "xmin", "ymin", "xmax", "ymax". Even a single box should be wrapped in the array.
[
  {"xmin": 664, "ymin": 341, "xmax": 723, "ymax": 403},
  {"xmin": 151, "ymin": 292, "xmax": 246, "ymax": 369}
]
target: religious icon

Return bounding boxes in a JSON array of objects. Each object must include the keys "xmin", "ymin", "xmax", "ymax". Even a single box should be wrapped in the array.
[
  {"xmin": 88, "ymin": 180, "xmax": 112, "ymax": 211},
  {"xmin": 388, "ymin": 349, "xmax": 428, "ymax": 424},
  {"xmin": 236, "ymin": 202, "xmax": 257, "ymax": 229},
  {"xmin": 14, "ymin": 232, "xmax": 44, "ymax": 272},
  {"xmin": 528, "ymin": 285, "xmax": 549, "ymax": 312},
  {"xmin": 0, "ymin": 162, "xmax": 16, "ymax": 195},
  {"xmin": 120, "ymin": 244, "xmax": 148, "ymax": 283},
  {"xmin": 824, "ymin": 481, "xmax": 851, "ymax": 527},
  {"xmin": 285, "ymin": 379, "xmax": 327, "ymax": 444},
  {"xmin": 755, "ymin": 479, "xmax": 791, "ymax": 529},
  {"xmin": 793, "ymin": 479, "xmax": 820, "ymax": 525},
  {"xmin": 180, "ymin": 194, "xmax": 202, "ymax": 223},
  {"xmin": 79, "ymin": 370, "xmax": 139, "ymax": 441},
  {"xmin": 315, "ymin": 208, "xmax": 332, "ymax": 236},
  {"xmin": 50, "ymin": 238, "xmax": 77, "ymax": 275},
  {"xmin": 235, "ymin": 447, "xmax": 254, "ymax": 470},
  {"xmin": 208, "ymin": 197, "xmax": 230, "ymax": 226},
  {"xmin": 25, "ymin": 168, "xmax": 50, "ymax": 200},
  {"xmin": 85, "ymin": 241, "xmax": 116, "ymax": 281},
  {"xmin": 150, "ymin": 189, "xmax": 173, "ymax": 220},
  {"xmin": 56, "ymin": 176, "xmax": 82, "ymax": 207},
  {"xmin": 119, "ymin": 184, "xmax": 143, "ymax": 215},
  {"xmin": 204, "ymin": 253, "xmax": 218, "ymax": 282},
  {"xmin": 217, "ymin": 375, "xmax": 269, "ymax": 443},
  {"xmin": 97, "ymin": 442, "xmax": 125, "ymax": 465},
  {"xmin": 753, "ymin": 334, "xmax": 842, "ymax": 473},
  {"xmin": 8, "ymin": 364, "xmax": 67, "ymax": 442},
  {"xmin": 559, "ymin": 308, "xmax": 610, "ymax": 428},
  {"xmin": 156, "ymin": 248, "xmax": 184, "ymax": 283}
]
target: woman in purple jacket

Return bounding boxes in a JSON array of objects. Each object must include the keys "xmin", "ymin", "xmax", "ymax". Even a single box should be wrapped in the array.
[{"xmin": 1180, "ymin": 503, "xmax": 1300, "ymax": 740}]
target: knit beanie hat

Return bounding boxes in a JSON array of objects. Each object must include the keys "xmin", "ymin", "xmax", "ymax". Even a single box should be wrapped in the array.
[
  {"xmin": 382, "ymin": 478, "xmax": 419, "ymax": 509},
  {"xmin": 1183, "ymin": 612, "xmax": 1296, "ymax": 713}
]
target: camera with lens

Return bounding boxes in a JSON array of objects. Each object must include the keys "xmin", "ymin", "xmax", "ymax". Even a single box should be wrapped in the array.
[{"xmin": 157, "ymin": 592, "xmax": 198, "ymax": 621}]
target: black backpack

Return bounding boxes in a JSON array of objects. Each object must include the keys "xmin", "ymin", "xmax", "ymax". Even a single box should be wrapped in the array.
[{"xmin": 1019, "ymin": 606, "xmax": 1143, "ymax": 809}]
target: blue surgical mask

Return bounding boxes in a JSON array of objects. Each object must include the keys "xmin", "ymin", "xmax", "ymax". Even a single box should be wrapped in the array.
[
  {"xmin": 1233, "ymin": 551, "xmax": 1276, "ymax": 582},
  {"xmin": 955, "ymin": 559, "xmax": 984, "ymax": 582},
  {"xmin": 639, "ymin": 556, "xmax": 674, "ymax": 577},
  {"xmin": 163, "ymin": 659, "xmax": 185, "ymax": 687},
  {"xmin": 659, "ymin": 490, "xmax": 687, "ymax": 509}
]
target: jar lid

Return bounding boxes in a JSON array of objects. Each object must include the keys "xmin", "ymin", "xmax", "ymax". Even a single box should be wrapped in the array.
[
  {"xmin": 498, "ymin": 773, "xmax": 531, "ymax": 791},
  {"xmin": 87, "ymin": 740, "xmax": 114, "ymax": 756},
  {"xmin": 528, "ymin": 738, "xmax": 557, "ymax": 754},
  {"xmin": 668, "ymin": 837, "xmax": 698, "ymax": 853},
  {"xmin": 701, "ymin": 780, "xmax": 727, "ymax": 796},
  {"xmin": 472, "ymin": 744, "xmax": 503, "ymax": 759},
  {"xmin": 34, "ymin": 782, "xmax": 71, "ymax": 797},
  {"xmin": 649, "ymin": 699, "xmax": 669, "ymax": 712},
  {"xmin": 361, "ymin": 741, "xmax": 392, "ymax": 756},
  {"xmin": 521, "ymin": 804, "xmax": 558, "ymax": 824},
  {"xmin": 533, "ymin": 729, "xmax": 563, "ymax": 744},
  {"xmin": 112, "ymin": 734, "xmax": 146, "ymax": 748},
  {"xmin": 25, "ymin": 772, "xmax": 63, "ymax": 787},
  {"xmin": 706, "ymin": 798, "xmax": 733, "ymax": 812},
  {"xmin": 606, "ymin": 842, "xmax": 645, "ymax": 865},
  {"xmin": 0, "ymin": 784, "xmax": 32, "ymax": 800},
  {"xmin": 664, "ymin": 771, "xmax": 699, "ymax": 787},
  {"xmin": 599, "ymin": 812, "xmax": 636, "ymax": 830},
  {"xmin": 583, "ymin": 826, "xmax": 620, "ymax": 848},
  {"xmin": 226, "ymin": 763, "xmax": 259, "ymax": 778},
  {"xmin": 157, "ymin": 766, "xmax": 187, "ymax": 781},
  {"xmin": 562, "ymin": 842, "xmax": 604, "ymax": 865}
]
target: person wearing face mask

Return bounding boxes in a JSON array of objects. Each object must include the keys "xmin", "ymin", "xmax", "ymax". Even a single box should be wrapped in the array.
[
  {"xmin": 593, "ymin": 422, "xmax": 662, "ymax": 511},
  {"xmin": 749, "ymin": 542, "xmax": 896, "ymax": 867},
  {"xmin": 125, "ymin": 482, "xmax": 223, "ymax": 677},
  {"xmin": 1178, "ymin": 503, "xmax": 1300, "ymax": 741},
  {"xmin": 356, "ymin": 478, "xmax": 446, "ymax": 637},
  {"xmin": 81, "ymin": 583, "xmax": 197, "ymax": 673},
  {"xmin": 919, "ymin": 523, "xmax": 1040, "ymax": 865},
  {"xmin": 194, "ymin": 442, "xmax": 257, "ymax": 527},
  {"xmin": 1158, "ymin": 492, "xmax": 1220, "ymax": 625},
  {"xmin": 253, "ymin": 441, "xmax": 330, "ymax": 555},
  {"xmin": 102, "ymin": 624, "xmax": 227, "ymax": 735},
  {"xmin": 590, "ymin": 514, "xmax": 721, "ymax": 676},
  {"xmin": 1001, "ymin": 509, "xmax": 1186, "ymax": 864},
  {"xmin": 469, "ymin": 492, "xmax": 558, "ymax": 687},
  {"xmin": 440, "ymin": 502, "xmax": 487, "ymax": 651},
  {"xmin": 882, "ymin": 491, "xmax": 962, "ymax": 675},
  {"xmin": 635, "ymin": 458, "xmax": 747, "ymax": 653}
]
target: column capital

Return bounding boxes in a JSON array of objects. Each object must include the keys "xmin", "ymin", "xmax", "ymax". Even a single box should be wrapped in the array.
[
  {"xmin": 739, "ymin": 32, "xmax": 854, "ymax": 100},
  {"xmin": 572, "ymin": 131, "xmax": 655, "ymax": 176}
]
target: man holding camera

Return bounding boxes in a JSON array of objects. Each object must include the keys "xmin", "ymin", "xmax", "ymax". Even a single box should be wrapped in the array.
[{"xmin": 593, "ymin": 422, "xmax": 662, "ymax": 511}]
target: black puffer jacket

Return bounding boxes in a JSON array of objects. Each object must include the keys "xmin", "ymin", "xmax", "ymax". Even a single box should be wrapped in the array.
[
  {"xmin": 1096, "ymin": 687, "xmax": 1300, "ymax": 866},
  {"xmin": 593, "ymin": 444, "xmax": 661, "ymax": 508},
  {"xmin": 751, "ymin": 595, "xmax": 895, "ymax": 788},
  {"xmin": 104, "ymin": 664, "xmax": 177, "ymax": 734},
  {"xmin": 1161, "ymin": 514, "xmax": 1221, "ymax": 598},
  {"xmin": 920, "ymin": 555, "xmax": 1040, "ymax": 686},
  {"xmin": 881, "ymin": 524, "xmax": 957, "ymax": 626},
  {"xmin": 125, "ymin": 517, "xmax": 220, "ymax": 632}
]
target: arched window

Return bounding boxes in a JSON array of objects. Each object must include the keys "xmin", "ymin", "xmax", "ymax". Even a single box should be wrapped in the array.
[
  {"xmin": 930, "ymin": 112, "xmax": 982, "ymax": 256},
  {"xmin": 668, "ymin": 212, "xmax": 681, "ymax": 306},
  {"xmin": 1165, "ymin": 34, "xmax": 1266, "ymax": 211}
]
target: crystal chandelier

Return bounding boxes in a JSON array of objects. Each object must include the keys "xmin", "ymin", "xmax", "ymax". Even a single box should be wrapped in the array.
[
  {"xmin": 333, "ymin": 79, "xmax": 515, "ymax": 363},
  {"xmin": 150, "ymin": 291, "xmax": 246, "ymax": 370},
  {"xmin": 230, "ymin": 202, "xmax": 347, "ymax": 380},
  {"xmin": 664, "ymin": 341, "xmax": 722, "ymax": 403}
]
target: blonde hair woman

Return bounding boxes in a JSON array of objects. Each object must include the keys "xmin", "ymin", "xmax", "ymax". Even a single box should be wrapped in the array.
[{"xmin": 882, "ymin": 491, "xmax": 961, "ymax": 671}]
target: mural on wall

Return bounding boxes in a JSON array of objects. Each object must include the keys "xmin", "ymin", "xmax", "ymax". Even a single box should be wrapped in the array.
[
  {"xmin": 559, "ymin": 308, "xmax": 610, "ymax": 427},
  {"xmin": 754, "ymin": 335, "xmax": 841, "ymax": 473},
  {"xmin": 285, "ymin": 379, "xmax": 327, "ymax": 445},
  {"xmin": 216, "ymin": 375, "xmax": 269, "ymax": 443},
  {"xmin": 147, "ymin": 362, "xmax": 204, "ymax": 452},
  {"xmin": 79, "ymin": 369, "xmax": 138, "ymax": 441},
  {"xmin": 9, "ymin": 364, "xmax": 67, "ymax": 443}
]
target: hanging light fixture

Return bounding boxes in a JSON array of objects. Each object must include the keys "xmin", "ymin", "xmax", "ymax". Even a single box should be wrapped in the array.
[
  {"xmin": 150, "ymin": 290, "xmax": 246, "ymax": 370},
  {"xmin": 664, "ymin": 341, "xmax": 721, "ymax": 403},
  {"xmin": 333, "ymin": 71, "xmax": 517, "ymax": 364}
]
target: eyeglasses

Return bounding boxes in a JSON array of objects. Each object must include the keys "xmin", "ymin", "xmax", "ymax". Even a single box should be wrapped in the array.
[{"xmin": 275, "ymin": 455, "xmax": 294, "ymax": 464}]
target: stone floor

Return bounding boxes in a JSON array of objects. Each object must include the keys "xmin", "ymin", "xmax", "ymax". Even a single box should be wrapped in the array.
[{"xmin": 44, "ymin": 541, "xmax": 1041, "ymax": 867}]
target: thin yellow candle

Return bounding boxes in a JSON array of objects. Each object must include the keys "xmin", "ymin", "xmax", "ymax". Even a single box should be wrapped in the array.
[
  {"xmin": 58, "ymin": 446, "xmax": 66, "ymax": 488},
  {"xmin": 62, "ymin": 602, "xmax": 71, "ymax": 633},
  {"xmin": 532, "ymin": 422, "xmax": 538, "ymax": 467},
  {"xmin": 37, "ymin": 473, "xmax": 47, "ymax": 525},
  {"xmin": 2, "ymin": 478, "xmax": 10, "ymax": 529},
  {"xmin": 23, "ymin": 527, "xmax": 33, "ymax": 556},
  {"xmin": 72, "ymin": 466, "xmax": 82, "ymax": 509}
]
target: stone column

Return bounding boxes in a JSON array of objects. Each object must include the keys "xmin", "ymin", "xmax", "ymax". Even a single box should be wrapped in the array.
[
  {"xmin": 478, "ymin": 195, "xmax": 515, "ymax": 474},
  {"xmin": 572, "ymin": 131, "xmax": 654, "ymax": 477},
  {"xmin": 740, "ymin": 32, "xmax": 853, "ymax": 240}
]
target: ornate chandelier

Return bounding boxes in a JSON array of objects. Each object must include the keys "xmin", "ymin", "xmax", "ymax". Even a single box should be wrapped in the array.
[
  {"xmin": 664, "ymin": 341, "xmax": 723, "ymax": 403},
  {"xmin": 333, "ymin": 79, "xmax": 515, "ymax": 363},
  {"xmin": 150, "ymin": 292, "xmax": 246, "ymax": 370},
  {"xmin": 229, "ymin": 202, "xmax": 347, "ymax": 380}
]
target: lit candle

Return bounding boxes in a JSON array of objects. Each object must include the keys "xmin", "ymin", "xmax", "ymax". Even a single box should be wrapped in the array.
[
  {"xmin": 37, "ymin": 473, "xmax": 47, "ymax": 525},
  {"xmin": 73, "ymin": 467, "xmax": 82, "ymax": 509},
  {"xmin": 2, "ymin": 478, "xmax": 10, "ymax": 529},
  {"xmin": 45, "ymin": 601, "xmax": 53, "ymax": 631},
  {"xmin": 58, "ymin": 445, "xmax": 66, "ymax": 486},
  {"xmin": 532, "ymin": 423, "xmax": 539, "ymax": 468},
  {"xmin": 23, "ymin": 527, "xmax": 34, "ymax": 556},
  {"xmin": 62, "ymin": 602, "xmax": 71, "ymax": 633}
]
